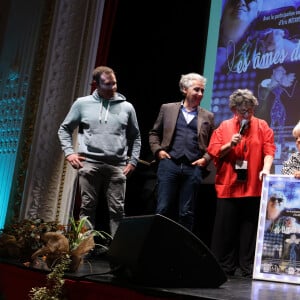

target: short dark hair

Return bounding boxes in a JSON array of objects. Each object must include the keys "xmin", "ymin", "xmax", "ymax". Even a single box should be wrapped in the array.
[{"xmin": 92, "ymin": 66, "xmax": 115, "ymax": 85}]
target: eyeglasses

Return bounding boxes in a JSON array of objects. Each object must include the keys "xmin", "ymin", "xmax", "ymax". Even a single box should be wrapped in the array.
[
  {"xmin": 269, "ymin": 197, "xmax": 284, "ymax": 204},
  {"xmin": 236, "ymin": 108, "xmax": 254, "ymax": 115}
]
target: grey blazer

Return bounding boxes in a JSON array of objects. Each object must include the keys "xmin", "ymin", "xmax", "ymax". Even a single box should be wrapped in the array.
[{"xmin": 149, "ymin": 102, "xmax": 214, "ymax": 162}]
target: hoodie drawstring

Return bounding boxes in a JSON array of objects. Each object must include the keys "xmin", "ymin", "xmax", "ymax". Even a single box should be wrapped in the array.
[
  {"xmin": 99, "ymin": 100, "xmax": 110, "ymax": 123},
  {"xmin": 99, "ymin": 100, "xmax": 103, "ymax": 122},
  {"xmin": 104, "ymin": 101, "xmax": 110, "ymax": 123}
]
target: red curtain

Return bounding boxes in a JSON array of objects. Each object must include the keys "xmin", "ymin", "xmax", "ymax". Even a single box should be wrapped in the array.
[
  {"xmin": 0, "ymin": 262, "xmax": 173, "ymax": 300},
  {"xmin": 94, "ymin": 0, "xmax": 119, "ymax": 67}
]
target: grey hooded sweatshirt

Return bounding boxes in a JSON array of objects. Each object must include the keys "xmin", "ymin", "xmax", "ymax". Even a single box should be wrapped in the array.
[{"xmin": 58, "ymin": 89, "xmax": 141, "ymax": 166}]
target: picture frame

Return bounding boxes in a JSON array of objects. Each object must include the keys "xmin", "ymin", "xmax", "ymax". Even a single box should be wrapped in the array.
[{"xmin": 253, "ymin": 174, "xmax": 300, "ymax": 284}]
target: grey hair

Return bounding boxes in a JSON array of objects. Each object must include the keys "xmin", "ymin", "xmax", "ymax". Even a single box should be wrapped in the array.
[
  {"xmin": 229, "ymin": 89, "xmax": 259, "ymax": 109},
  {"xmin": 179, "ymin": 73, "xmax": 207, "ymax": 93},
  {"xmin": 292, "ymin": 120, "xmax": 300, "ymax": 138}
]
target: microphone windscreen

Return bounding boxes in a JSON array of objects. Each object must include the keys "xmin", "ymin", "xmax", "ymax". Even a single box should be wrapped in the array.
[{"xmin": 239, "ymin": 119, "xmax": 248, "ymax": 135}]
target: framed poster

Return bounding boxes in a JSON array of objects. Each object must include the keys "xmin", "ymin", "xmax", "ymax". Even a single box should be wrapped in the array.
[{"xmin": 253, "ymin": 174, "xmax": 300, "ymax": 284}]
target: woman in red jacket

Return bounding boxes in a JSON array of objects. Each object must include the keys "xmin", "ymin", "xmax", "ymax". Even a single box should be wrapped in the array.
[{"xmin": 207, "ymin": 88, "xmax": 276, "ymax": 278}]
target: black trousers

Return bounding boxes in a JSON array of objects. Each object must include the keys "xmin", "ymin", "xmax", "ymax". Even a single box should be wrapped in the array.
[{"xmin": 210, "ymin": 197, "xmax": 260, "ymax": 276}]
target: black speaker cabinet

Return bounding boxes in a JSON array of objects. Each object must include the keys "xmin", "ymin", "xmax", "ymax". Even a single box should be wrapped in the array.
[{"xmin": 107, "ymin": 214, "xmax": 227, "ymax": 287}]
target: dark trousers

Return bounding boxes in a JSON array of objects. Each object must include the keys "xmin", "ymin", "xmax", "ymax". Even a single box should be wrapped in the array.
[
  {"xmin": 155, "ymin": 158, "xmax": 203, "ymax": 232},
  {"xmin": 210, "ymin": 197, "xmax": 260, "ymax": 276}
]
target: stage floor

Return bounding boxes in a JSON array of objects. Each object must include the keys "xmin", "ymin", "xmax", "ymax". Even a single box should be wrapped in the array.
[
  {"xmin": 1, "ymin": 256, "xmax": 300, "ymax": 300},
  {"xmin": 67, "ymin": 257, "xmax": 300, "ymax": 300}
]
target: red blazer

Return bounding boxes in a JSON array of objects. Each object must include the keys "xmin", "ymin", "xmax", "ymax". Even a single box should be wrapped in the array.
[{"xmin": 207, "ymin": 116, "xmax": 276, "ymax": 198}]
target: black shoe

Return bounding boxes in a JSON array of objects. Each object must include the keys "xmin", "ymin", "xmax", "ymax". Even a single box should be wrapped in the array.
[
  {"xmin": 224, "ymin": 270, "xmax": 236, "ymax": 277},
  {"xmin": 233, "ymin": 268, "xmax": 252, "ymax": 279},
  {"xmin": 241, "ymin": 271, "xmax": 252, "ymax": 278}
]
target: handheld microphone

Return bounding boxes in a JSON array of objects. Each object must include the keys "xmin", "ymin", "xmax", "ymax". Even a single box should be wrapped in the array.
[{"xmin": 239, "ymin": 119, "xmax": 248, "ymax": 135}]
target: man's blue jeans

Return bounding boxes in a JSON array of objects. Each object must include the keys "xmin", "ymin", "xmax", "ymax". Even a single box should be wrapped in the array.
[{"xmin": 156, "ymin": 158, "xmax": 203, "ymax": 232}]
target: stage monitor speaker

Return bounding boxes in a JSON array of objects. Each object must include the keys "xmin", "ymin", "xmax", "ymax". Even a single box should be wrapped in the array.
[{"xmin": 107, "ymin": 214, "xmax": 227, "ymax": 288}]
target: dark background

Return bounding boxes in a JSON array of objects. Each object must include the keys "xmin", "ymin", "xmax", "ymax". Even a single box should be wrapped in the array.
[
  {"xmin": 102, "ymin": 1, "xmax": 216, "ymax": 245},
  {"xmin": 106, "ymin": 0, "xmax": 212, "ymax": 160}
]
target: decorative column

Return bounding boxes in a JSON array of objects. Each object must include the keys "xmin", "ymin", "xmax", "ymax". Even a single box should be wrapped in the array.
[{"xmin": 0, "ymin": 0, "xmax": 105, "ymax": 227}]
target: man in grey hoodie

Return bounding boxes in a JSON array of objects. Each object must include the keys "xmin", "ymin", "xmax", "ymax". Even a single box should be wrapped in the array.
[{"xmin": 58, "ymin": 66, "xmax": 141, "ymax": 237}]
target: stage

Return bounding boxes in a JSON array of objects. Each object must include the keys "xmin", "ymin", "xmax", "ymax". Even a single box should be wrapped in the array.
[{"xmin": 1, "ymin": 256, "xmax": 300, "ymax": 300}]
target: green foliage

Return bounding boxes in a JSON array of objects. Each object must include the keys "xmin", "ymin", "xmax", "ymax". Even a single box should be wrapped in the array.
[
  {"xmin": 67, "ymin": 216, "xmax": 112, "ymax": 251},
  {"xmin": 29, "ymin": 254, "xmax": 71, "ymax": 300}
]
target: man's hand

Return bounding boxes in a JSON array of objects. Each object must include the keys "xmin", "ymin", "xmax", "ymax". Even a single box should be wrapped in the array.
[
  {"xmin": 192, "ymin": 157, "xmax": 207, "ymax": 167},
  {"xmin": 66, "ymin": 153, "xmax": 85, "ymax": 169},
  {"xmin": 157, "ymin": 150, "xmax": 171, "ymax": 160},
  {"xmin": 123, "ymin": 163, "xmax": 135, "ymax": 176}
]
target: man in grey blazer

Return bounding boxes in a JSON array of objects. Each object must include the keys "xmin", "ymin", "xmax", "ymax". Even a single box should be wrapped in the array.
[{"xmin": 149, "ymin": 73, "xmax": 214, "ymax": 232}]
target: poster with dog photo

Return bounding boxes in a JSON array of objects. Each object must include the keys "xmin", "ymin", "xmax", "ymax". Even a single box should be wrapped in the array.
[{"xmin": 254, "ymin": 174, "xmax": 300, "ymax": 284}]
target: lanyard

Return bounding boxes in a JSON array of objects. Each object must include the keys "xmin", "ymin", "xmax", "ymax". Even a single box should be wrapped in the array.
[{"xmin": 236, "ymin": 137, "xmax": 247, "ymax": 160}]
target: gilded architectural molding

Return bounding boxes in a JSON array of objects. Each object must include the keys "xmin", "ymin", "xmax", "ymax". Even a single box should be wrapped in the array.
[{"xmin": 18, "ymin": 0, "xmax": 105, "ymax": 224}]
